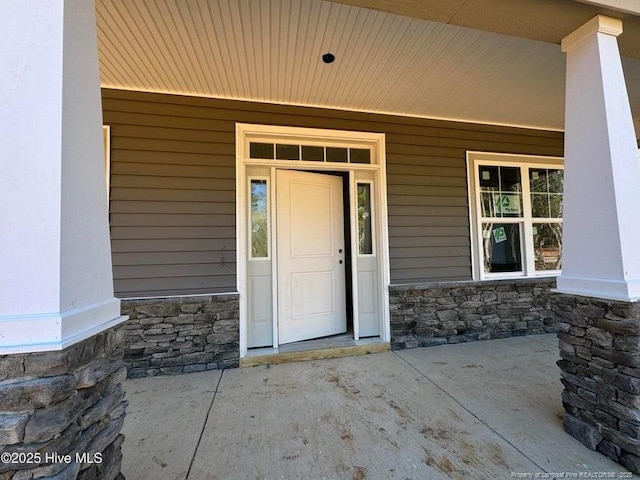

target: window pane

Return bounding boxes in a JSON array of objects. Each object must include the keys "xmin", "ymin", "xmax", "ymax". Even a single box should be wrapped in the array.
[
  {"xmin": 496, "ymin": 193, "xmax": 522, "ymax": 217},
  {"xmin": 481, "ymin": 192, "xmax": 497, "ymax": 217},
  {"xmin": 533, "ymin": 223, "xmax": 562, "ymax": 271},
  {"xmin": 482, "ymin": 222, "xmax": 523, "ymax": 273},
  {"xmin": 249, "ymin": 142, "xmax": 274, "ymax": 159},
  {"xmin": 531, "ymin": 193, "xmax": 550, "ymax": 218},
  {"xmin": 529, "ymin": 169, "xmax": 548, "ymax": 193},
  {"xmin": 547, "ymin": 169, "xmax": 564, "ymax": 193},
  {"xmin": 529, "ymin": 169, "xmax": 563, "ymax": 219},
  {"xmin": 479, "ymin": 166, "xmax": 499, "ymax": 190},
  {"xmin": 500, "ymin": 167, "xmax": 521, "ymax": 192},
  {"xmin": 549, "ymin": 194, "xmax": 563, "ymax": 217},
  {"xmin": 326, "ymin": 147, "xmax": 348, "ymax": 163},
  {"xmin": 350, "ymin": 148, "xmax": 371, "ymax": 164},
  {"xmin": 479, "ymin": 165, "xmax": 522, "ymax": 218},
  {"xmin": 357, "ymin": 184, "xmax": 373, "ymax": 255},
  {"xmin": 250, "ymin": 180, "xmax": 268, "ymax": 258},
  {"xmin": 276, "ymin": 144, "xmax": 299, "ymax": 160},
  {"xmin": 302, "ymin": 145, "xmax": 324, "ymax": 161}
]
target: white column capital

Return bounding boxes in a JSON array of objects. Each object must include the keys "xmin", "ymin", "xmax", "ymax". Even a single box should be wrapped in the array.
[{"xmin": 561, "ymin": 15, "xmax": 623, "ymax": 52}]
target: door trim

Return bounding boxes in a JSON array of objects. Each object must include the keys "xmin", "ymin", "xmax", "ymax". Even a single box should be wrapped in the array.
[{"xmin": 236, "ymin": 123, "xmax": 390, "ymax": 358}]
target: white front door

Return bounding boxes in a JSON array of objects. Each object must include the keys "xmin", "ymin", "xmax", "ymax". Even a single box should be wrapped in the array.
[{"xmin": 276, "ymin": 170, "xmax": 347, "ymax": 344}]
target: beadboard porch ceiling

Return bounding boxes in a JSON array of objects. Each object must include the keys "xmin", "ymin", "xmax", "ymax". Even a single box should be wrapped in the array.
[{"xmin": 96, "ymin": 0, "xmax": 640, "ymax": 133}]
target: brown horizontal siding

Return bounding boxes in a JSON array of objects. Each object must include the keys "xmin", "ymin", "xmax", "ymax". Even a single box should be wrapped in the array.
[
  {"xmin": 389, "ymin": 246, "xmax": 470, "ymax": 259},
  {"xmin": 111, "ymin": 201, "xmax": 235, "ymax": 215},
  {"xmin": 103, "ymin": 88, "xmax": 563, "ymax": 296},
  {"xmin": 109, "ymin": 214, "xmax": 235, "ymax": 227},
  {"xmin": 387, "ymin": 194, "xmax": 469, "ymax": 206},
  {"xmin": 392, "ymin": 266, "xmax": 471, "ymax": 280},
  {"xmin": 113, "ymin": 251, "xmax": 232, "ymax": 266},
  {"xmin": 111, "ymin": 162, "xmax": 235, "ymax": 178},
  {"xmin": 113, "ymin": 263, "xmax": 235, "ymax": 279},
  {"xmin": 390, "ymin": 237, "xmax": 470, "ymax": 248},
  {"xmin": 388, "ymin": 206, "xmax": 469, "ymax": 216},
  {"xmin": 111, "ymin": 238, "xmax": 233, "ymax": 253},
  {"xmin": 112, "ymin": 137, "xmax": 236, "ymax": 155},
  {"xmin": 110, "ymin": 188, "xmax": 235, "ymax": 202},
  {"xmin": 110, "ymin": 226, "xmax": 236, "ymax": 240},
  {"xmin": 388, "ymin": 187, "xmax": 469, "ymax": 199},
  {"xmin": 112, "ymin": 150, "xmax": 234, "ymax": 166},
  {"xmin": 110, "ymin": 175, "xmax": 234, "ymax": 191}
]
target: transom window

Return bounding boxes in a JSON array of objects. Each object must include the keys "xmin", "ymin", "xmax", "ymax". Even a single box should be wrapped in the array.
[
  {"xmin": 468, "ymin": 153, "xmax": 564, "ymax": 280},
  {"xmin": 249, "ymin": 142, "xmax": 371, "ymax": 164}
]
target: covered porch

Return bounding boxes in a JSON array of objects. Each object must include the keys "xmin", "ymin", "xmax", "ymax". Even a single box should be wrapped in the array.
[{"xmin": 4, "ymin": 0, "xmax": 640, "ymax": 478}]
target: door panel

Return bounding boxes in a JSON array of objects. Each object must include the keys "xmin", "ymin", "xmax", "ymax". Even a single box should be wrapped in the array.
[{"xmin": 277, "ymin": 170, "xmax": 347, "ymax": 344}]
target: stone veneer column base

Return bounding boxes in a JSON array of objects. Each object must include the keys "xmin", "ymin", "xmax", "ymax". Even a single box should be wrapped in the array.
[
  {"xmin": 554, "ymin": 294, "xmax": 640, "ymax": 473},
  {"xmin": 0, "ymin": 326, "xmax": 127, "ymax": 480},
  {"xmin": 121, "ymin": 294, "xmax": 239, "ymax": 378}
]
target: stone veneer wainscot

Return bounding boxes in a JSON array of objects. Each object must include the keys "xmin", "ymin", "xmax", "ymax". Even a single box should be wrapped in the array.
[
  {"xmin": 389, "ymin": 278, "xmax": 558, "ymax": 350},
  {"xmin": 121, "ymin": 294, "xmax": 239, "ymax": 378}
]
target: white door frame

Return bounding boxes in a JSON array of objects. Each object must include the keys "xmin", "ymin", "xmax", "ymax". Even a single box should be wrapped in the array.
[{"xmin": 236, "ymin": 123, "xmax": 390, "ymax": 358}]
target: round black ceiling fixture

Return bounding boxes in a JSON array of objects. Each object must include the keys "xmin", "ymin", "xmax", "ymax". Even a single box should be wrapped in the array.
[{"xmin": 322, "ymin": 53, "xmax": 335, "ymax": 64}]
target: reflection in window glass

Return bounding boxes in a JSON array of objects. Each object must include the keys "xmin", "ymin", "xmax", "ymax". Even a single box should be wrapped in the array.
[
  {"xmin": 276, "ymin": 144, "xmax": 300, "ymax": 160},
  {"xmin": 479, "ymin": 166, "xmax": 499, "ymax": 189},
  {"xmin": 475, "ymin": 160, "xmax": 564, "ymax": 279},
  {"xmin": 250, "ymin": 180, "xmax": 268, "ymax": 258},
  {"xmin": 533, "ymin": 223, "xmax": 562, "ymax": 271},
  {"xmin": 250, "ymin": 143, "xmax": 376, "ymax": 165},
  {"xmin": 531, "ymin": 193, "xmax": 550, "ymax": 218},
  {"xmin": 547, "ymin": 169, "xmax": 564, "ymax": 193},
  {"xmin": 302, "ymin": 145, "xmax": 324, "ymax": 161},
  {"xmin": 529, "ymin": 169, "xmax": 549, "ymax": 192},
  {"xmin": 326, "ymin": 147, "xmax": 348, "ymax": 163},
  {"xmin": 350, "ymin": 149, "xmax": 371, "ymax": 164},
  {"xmin": 482, "ymin": 223, "xmax": 522, "ymax": 273},
  {"xmin": 478, "ymin": 166, "xmax": 522, "ymax": 218},
  {"xmin": 249, "ymin": 143, "xmax": 274, "ymax": 159},
  {"xmin": 549, "ymin": 195, "xmax": 563, "ymax": 217},
  {"xmin": 500, "ymin": 167, "xmax": 521, "ymax": 192},
  {"xmin": 357, "ymin": 184, "xmax": 373, "ymax": 255},
  {"xmin": 530, "ymin": 169, "xmax": 563, "ymax": 218}
]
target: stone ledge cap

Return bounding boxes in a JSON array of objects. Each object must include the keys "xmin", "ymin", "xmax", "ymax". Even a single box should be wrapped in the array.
[{"xmin": 562, "ymin": 15, "xmax": 623, "ymax": 52}]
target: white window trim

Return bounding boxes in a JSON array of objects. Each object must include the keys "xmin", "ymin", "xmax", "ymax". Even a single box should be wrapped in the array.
[{"xmin": 466, "ymin": 151, "xmax": 564, "ymax": 281}]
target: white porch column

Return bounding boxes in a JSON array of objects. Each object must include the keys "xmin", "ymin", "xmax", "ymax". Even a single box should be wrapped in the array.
[
  {"xmin": 557, "ymin": 15, "xmax": 640, "ymax": 302},
  {"xmin": 0, "ymin": 0, "xmax": 126, "ymax": 353}
]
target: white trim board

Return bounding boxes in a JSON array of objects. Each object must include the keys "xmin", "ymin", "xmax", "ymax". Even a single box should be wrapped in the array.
[{"xmin": 0, "ymin": 298, "xmax": 127, "ymax": 354}]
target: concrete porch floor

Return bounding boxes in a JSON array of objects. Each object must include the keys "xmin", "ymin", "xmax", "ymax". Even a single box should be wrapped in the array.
[{"xmin": 121, "ymin": 334, "xmax": 631, "ymax": 479}]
